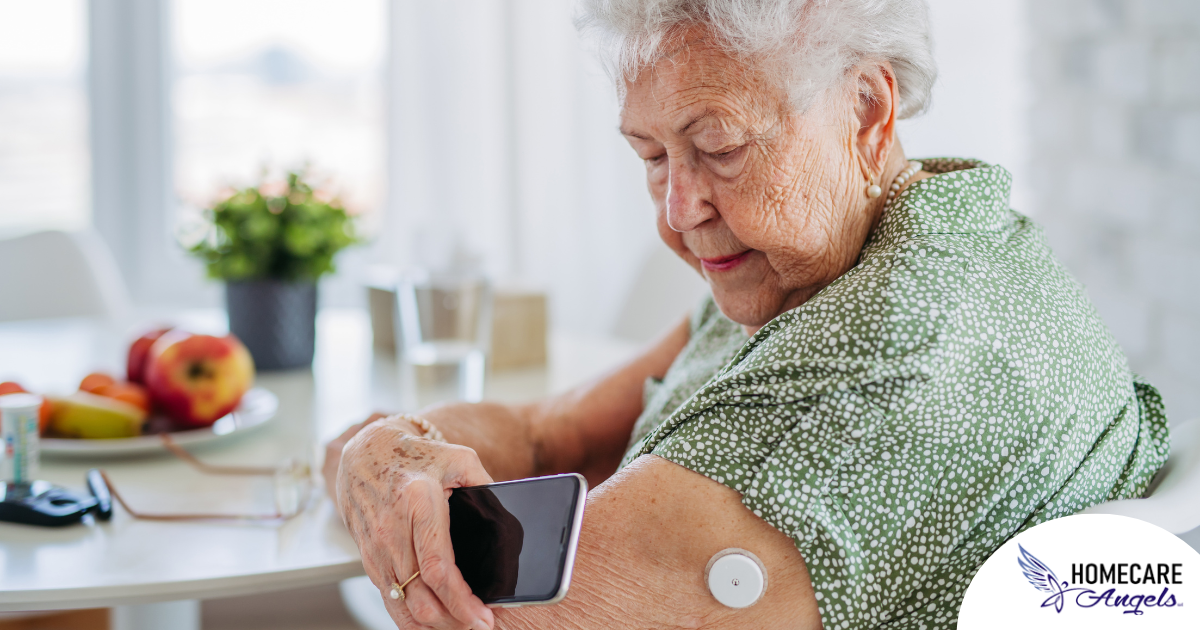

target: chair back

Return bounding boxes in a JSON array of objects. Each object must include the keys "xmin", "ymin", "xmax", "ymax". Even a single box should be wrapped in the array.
[
  {"xmin": 611, "ymin": 244, "xmax": 709, "ymax": 343},
  {"xmin": 1079, "ymin": 418, "xmax": 1200, "ymax": 534},
  {"xmin": 0, "ymin": 230, "xmax": 131, "ymax": 322}
]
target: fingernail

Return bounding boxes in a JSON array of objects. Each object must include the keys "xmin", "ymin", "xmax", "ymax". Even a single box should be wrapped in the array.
[{"xmin": 473, "ymin": 618, "xmax": 492, "ymax": 630}]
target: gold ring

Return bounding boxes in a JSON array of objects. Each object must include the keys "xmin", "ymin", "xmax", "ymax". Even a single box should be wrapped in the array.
[{"xmin": 389, "ymin": 571, "xmax": 421, "ymax": 601}]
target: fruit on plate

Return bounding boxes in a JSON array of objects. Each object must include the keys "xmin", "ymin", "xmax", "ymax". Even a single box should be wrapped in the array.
[
  {"xmin": 0, "ymin": 381, "xmax": 53, "ymax": 433},
  {"xmin": 127, "ymin": 327, "xmax": 173, "ymax": 384},
  {"xmin": 79, "ymin": 372, "xmax": 117, "ymax": 395},
  {"xmin": 95, "ymin": 381, "xmax": 151, "ymax": 413},
  {"xmin": 72, "ymin": 372, "xmax": 151, "ymax": 414},
  {"xmin": 47, "ymin": 391, "xmax": 148, "ymax": 439},
  {"xmin": 144, "ymin": 330, "xmax": 255, "ymax": 427}
]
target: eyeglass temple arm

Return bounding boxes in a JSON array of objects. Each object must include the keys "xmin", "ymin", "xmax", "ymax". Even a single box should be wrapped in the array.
[
  {"xmin": 159, "ymin": 433, "xmax": 276, "ymax": 475},
  {"xmin": 94, "ymin": 469, "xmax": 296, "ymax": 522}
]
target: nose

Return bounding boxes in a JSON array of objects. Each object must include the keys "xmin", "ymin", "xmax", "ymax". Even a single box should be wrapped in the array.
[{"xmin": 666, "ymin": 157, "xmax": 717, "ymax": 232}]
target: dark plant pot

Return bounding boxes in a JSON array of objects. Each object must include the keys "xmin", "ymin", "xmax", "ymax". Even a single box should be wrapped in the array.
[{"xmin": 226, "ymin": 280, "xmax": 317, "ymax": 371}]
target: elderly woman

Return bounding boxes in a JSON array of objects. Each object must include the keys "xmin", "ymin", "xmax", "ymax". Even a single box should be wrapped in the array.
[{"xmin": 325, "ymin": 1, "xmax": 1170, "ymax": 628}]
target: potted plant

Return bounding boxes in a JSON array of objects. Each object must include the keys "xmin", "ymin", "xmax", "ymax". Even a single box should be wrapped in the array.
[{"xmin": 186, "ymin": 169, "xmax": 358, "ymax": 370}]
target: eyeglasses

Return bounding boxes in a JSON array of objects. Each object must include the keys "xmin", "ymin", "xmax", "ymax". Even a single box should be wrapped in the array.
[{"xmin": 97, "ymin": 434, "xmax": 313, "ymax": 521}]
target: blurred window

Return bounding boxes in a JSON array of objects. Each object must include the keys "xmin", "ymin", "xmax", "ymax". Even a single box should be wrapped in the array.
[
  {"xmin": 0, "ymin": 0, "xmax": 90, "ymax": 235},
  {"xmin": 172, "ymin": 0, "xmax": 385, "ymax": 216}
]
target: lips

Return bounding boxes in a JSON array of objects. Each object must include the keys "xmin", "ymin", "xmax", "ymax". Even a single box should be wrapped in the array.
[{"xmin": 700, "ymin": 250, "xmax": 752, "ymax": 272}]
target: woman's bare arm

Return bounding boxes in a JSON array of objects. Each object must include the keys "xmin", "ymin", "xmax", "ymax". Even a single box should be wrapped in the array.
[
  {"xmin": 331, "ymin": 317, "xmax": 822, "ymax": 630},
  {"xmin": 325, "ymin": 316, "xmax": 691, "ymax": 494},
  {"xmin": 431, "ymin": 316, "xmax": 690, "ymax": 485},
  {"xmin": 497, "ymin": 454, "xmax": 823, "ymax": 629}
]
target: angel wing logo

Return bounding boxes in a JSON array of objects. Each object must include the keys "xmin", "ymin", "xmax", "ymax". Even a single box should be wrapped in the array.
[{"xmin": 1018, "ymin": 545, "xmax": 1072, "ymax": 612}]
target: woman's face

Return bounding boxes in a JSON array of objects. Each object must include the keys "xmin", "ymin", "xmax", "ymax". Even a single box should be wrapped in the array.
[{"xmin": 620, "ymin": 34, "xmax": 877, "ymax": 332}]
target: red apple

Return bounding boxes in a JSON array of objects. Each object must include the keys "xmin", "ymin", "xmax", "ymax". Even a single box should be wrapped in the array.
[
  {"xmin": 144, "ymin": 330, "xmax": 255, "ymax": 427},
  {"xmin": 127, "ymin": 327, "xmax": 173, "ymax": 384}
]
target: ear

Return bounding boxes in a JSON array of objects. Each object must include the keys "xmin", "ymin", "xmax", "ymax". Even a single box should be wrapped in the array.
[{"xmin": 853, "ymin": 62, "xmax": 900, "ymax": 178}]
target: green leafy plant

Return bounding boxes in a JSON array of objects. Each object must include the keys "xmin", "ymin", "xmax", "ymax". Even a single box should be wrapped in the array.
[{"xmin": 187, "ymin": 170, "xmax": 358, "ymax": 281}]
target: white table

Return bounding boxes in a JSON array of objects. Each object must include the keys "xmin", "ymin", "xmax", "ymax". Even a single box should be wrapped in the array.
[{"xmin": 0, "ymin": 309, "xmax": 638, "ymax": 627}]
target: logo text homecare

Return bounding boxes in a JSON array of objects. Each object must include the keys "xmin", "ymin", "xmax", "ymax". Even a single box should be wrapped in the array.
[
  {"xmin": 1070, "ymin": 563, "xmax": 1183, "ymax": 586},
  {"xmin": 1019, "ymin": 546, "xmax": 1184, "ymax": 615}
]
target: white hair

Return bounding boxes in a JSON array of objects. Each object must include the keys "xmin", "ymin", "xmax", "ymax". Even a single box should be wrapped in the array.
[{"xmin": 575, "ymin": 0, "xmax": 937, "ymax": 119}]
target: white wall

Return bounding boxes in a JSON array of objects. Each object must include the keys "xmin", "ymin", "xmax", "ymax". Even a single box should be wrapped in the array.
[
  {"xmin": 898, "ymin": 0, "xmax": 1030, "ymax": 213},
  {"xmin": 384, "ymin": 0, "xmax": 662, "ymax": 337},
  {"xmin": 1028, "ymin": 0, "xmax": 1200, "ymax": 422},
  {"xmin": 508, "ymin": 0, "xmax": 664, "ymax": 336}
]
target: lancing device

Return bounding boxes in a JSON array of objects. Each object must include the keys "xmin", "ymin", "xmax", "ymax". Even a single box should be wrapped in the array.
[{"xmin": 706, "ymin": 548, "xmax": 768, "ymax": 608}]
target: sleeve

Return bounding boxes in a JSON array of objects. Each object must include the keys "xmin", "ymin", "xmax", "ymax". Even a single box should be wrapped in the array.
[
  {"xmin": 1105, "ymin": 377, "xmax": 1170, "ymax": 500},
  {"xmin": 642, "ymin": 294, "xmax": 719, "ymax": 409},
  {"xmin": 688, "ymin": 293, "xmax": 720, "ymax": 336},
  {"xmin": 638, "ymin": 382, "xmax": 914, "ymax": 629},
  {"xmin": 624, "ymin": 319, "xmax": 1166, "ymax": 629},
  {"xmin": 621, "ymin": 292, "xmax": 963, "ymax": 629}
]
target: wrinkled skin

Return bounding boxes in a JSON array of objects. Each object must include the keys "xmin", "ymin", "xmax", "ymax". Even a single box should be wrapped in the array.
[
  {"xmin": 337, "ymin": 415, "xmax": 497, "ymax": 629},
  {"xmin": 621, "ymin": 28, "xmax": 918, "ymax": 333},
  {"xmin": 334, "ymin": 26, "xmax": 927, "ymax": 630}
]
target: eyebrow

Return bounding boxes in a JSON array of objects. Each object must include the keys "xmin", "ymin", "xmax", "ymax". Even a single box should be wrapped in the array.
[
  {"xmin": 676, "ymin": 109, "xmax": 715, "ymax": 135},
  {"xmin": 619, "ymin": 126, "xmax": 650, "ymax": 140},
  {"xmin": 619, "ymin": 109, "xmax": 717, "ymax": 141}
]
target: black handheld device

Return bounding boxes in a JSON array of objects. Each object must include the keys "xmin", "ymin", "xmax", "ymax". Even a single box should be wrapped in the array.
[
  {"xmin": 0, "ymin": 469, "xmax": 113, "ymax": 527},
  {"xmin": 448, "ymin": 473, "xmax": 587, "ymax": 607},
  {"xmin": 0, "ymin": 480, "xmax": 97, "ymax": 527}
]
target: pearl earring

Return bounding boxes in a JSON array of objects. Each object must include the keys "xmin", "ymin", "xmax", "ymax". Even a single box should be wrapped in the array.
[{"xmin": 866, "ymin": 174, "xmax": 882, "ymax": 198}]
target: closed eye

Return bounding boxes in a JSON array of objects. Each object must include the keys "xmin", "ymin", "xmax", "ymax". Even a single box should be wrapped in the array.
[{"xmin": 708, "ymin": 146, "xmax": 742, "ymax": 161}]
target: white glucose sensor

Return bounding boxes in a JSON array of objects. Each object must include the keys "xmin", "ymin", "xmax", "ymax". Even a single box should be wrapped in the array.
[{"xmin": 705, "ymin": 548, "xmax": 767, "ymax": 608}]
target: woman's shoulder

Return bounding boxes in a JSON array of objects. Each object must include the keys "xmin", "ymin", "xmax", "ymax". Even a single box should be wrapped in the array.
[
  {"xmin": 864, "ymin": 157, "xmax": 1019, "ymax": 250},
  {"xmin": 717, "ymin": 156, "xmax": 1132, "ymax": 400}
]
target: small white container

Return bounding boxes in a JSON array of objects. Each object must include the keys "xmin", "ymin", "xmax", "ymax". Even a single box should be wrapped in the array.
[{"xmin": 1, "ymin": 393, "xmax": 42, "ymax": 483}]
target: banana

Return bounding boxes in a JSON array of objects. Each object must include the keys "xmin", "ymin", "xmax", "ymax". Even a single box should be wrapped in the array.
[{"xmin": 48, "ymin": 392, "xmax": 148, "ymax": 439}]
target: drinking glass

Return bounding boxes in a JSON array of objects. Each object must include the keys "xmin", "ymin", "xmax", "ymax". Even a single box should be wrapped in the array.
[{"xmin": 394, "ymin": 271, "xmax": 492, "ymax": 404}]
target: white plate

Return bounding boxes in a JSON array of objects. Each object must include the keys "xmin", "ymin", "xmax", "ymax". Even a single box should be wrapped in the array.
[{"xmin": 40, "ymin": 387, "xmax": 279, "ymax": 458}]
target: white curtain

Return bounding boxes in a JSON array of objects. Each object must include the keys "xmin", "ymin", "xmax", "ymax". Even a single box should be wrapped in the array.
[{"xmin": 383, "ymin": 0, "xmax": 666, "ymax": 336}]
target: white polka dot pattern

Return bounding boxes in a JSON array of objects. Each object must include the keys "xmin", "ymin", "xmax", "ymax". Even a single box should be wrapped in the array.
[
  {"xmin": 619, "ymin": 158, "xmax": 1170, "ymax": 629},
  {"xmin": 628, "ymin": 297, "xmax": 749, "ymax": 450}
]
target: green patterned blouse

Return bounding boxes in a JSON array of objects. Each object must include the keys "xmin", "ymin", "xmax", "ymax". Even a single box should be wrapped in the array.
[{"xmin": 619, "ymin": 158, "xmax": 1170, "ymax": 629}]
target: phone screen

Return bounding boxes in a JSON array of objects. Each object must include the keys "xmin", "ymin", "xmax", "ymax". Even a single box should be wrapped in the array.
[{"xmin": 448, "ymin": 474, "xmax": 584, "ymax": 605}]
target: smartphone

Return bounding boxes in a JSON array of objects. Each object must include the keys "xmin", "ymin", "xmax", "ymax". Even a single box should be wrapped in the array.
[{"xmin": 448, "ymin": 473, "xmax": 587, "ymax": 607}]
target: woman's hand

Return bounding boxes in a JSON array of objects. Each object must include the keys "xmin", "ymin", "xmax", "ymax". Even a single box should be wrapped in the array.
[
  {"xmin": 337, "ymin": 416, "xmax": 496, "ymax": 630},
  {"xmin": 323, "ymin": 412, "xmax": 389, "ymax": 503}
]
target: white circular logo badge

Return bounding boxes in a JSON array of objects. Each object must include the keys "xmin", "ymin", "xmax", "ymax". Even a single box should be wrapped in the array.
[{"xmin": 959, "ymin": 514, "xmax": 1200, "ymax": 628}]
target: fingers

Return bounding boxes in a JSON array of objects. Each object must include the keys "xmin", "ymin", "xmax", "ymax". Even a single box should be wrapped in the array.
[
  {"xmin": 408, "ymin": 478, "xmax": 495, "ymax": 630},
  {"xmin": 363, "ymin": 411, "xmax": 390, "ymax": 425},
  {"xmin": 321, "ymin": 443, "xmax": 341, "ymax": 503},
  {"xmin": 443, "ymin": 444, "xmax": 495, "ymax": 488},
  {"xmin": 402, "ymin": 578, "xmax": 467, "ymax": 629},
  {"xmin": 341, "ymin": 412, "xmax": 390, "ymax": 444},
  {"xmin": 322, "ymin": 412, "xmax": 391, "ymax": 503},
  {"xmin": 362, "ymin": 523, "xmax": 454, "ymax": 630},
  {"xmin": 337, "ymin": 420, "xmax": 497, "ymax": 629}
]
